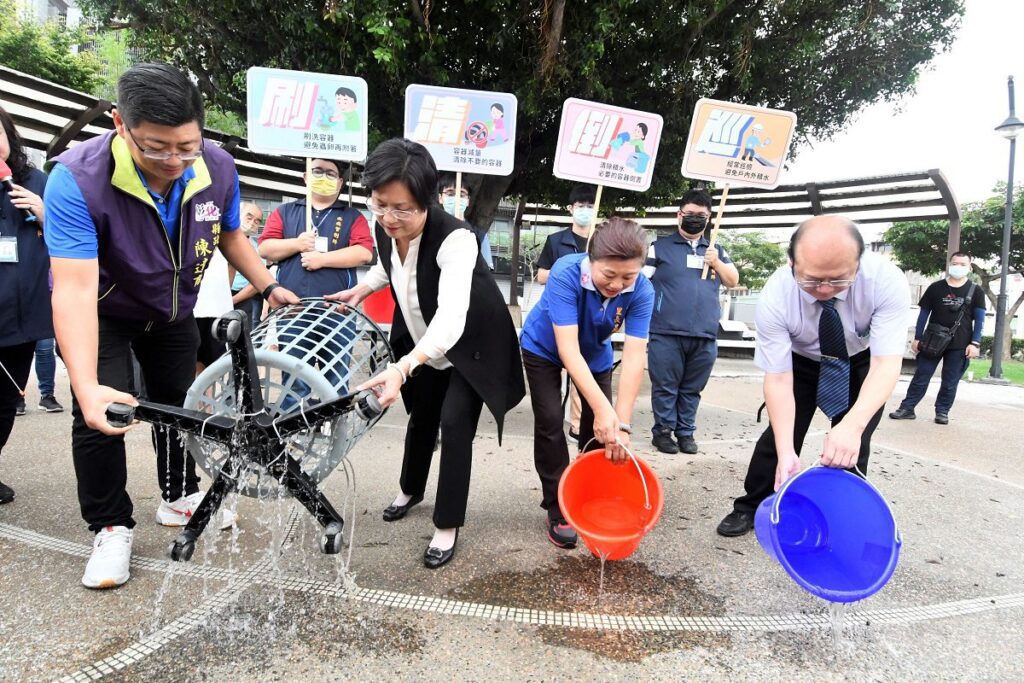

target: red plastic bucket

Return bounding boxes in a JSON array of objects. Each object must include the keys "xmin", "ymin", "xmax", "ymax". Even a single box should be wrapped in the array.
[
  {"xmin": 362, "ymin": 289, "xmax": 395, "ymax": 325},
  {"xmin": 558, "ymin": 448, "xmax": 664, "ymax": 560}
]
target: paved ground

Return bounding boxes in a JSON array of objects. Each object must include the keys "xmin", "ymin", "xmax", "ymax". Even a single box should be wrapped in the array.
[{"xmin": 1, "ymin": 358, "xmax": 1022, "ymax": 681}]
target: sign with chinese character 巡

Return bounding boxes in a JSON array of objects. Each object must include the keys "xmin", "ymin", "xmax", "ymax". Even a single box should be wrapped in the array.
[
  {"xmin": 681, "ymin": 99, "xmax": 797, "ymax": 189},
  {"xmin": 246, "ymin": 67, "xmax": 368, "ymax": 161},
  {"xmin": 404, "ymin": 84, "xmax": 517, "ymax": 176},
  {"xmin": 552, "ymin": 98, "xmax": 663, "ymax": 192}
]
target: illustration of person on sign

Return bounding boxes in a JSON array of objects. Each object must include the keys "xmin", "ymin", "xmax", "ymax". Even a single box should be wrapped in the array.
[
  {"xmin": 740, "ymin": 122, "xmax": 771, "ymax": 162},
  {"xmin": 488, "ymin": 103, "xmax": 509, "ymax": 143},
  {"xmin": 330, "ymin": 87, "xmax": 360, "ymax": 132}
]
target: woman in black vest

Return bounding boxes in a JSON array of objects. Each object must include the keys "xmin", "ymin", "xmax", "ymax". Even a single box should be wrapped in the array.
[{"xmin": 327, "ymin": 138, "xmax": 525, "ymax": 568}]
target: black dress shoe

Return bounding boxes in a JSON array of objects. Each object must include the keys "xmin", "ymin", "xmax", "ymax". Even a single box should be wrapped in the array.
[
  {"xmin": 935, "ymin": 413, "xmax": 949, "ymax": 425},
  {"xmin": 651, "ymin": 432, "xmax": 679, "ymax": 454},
  {"xmin": 889, "ymin": 408, "xmax": 916, "ymax": 420},
  {"xmin": 424, "ymin": 528, "xmax": 458, "ymax": 569},
  {"xmin": 382, "ymin": 494, "xmax": 424, "ymax": 522},
  {"xmin": 0, "ymin": 481, "xmax": 14, "ymax": 504},
  {"xmin": 716, "ymin": 510, "xmax": 755, "ymax": 537},
  {"xmin": 676, "ymin": 435, "xmax": 699, "ymax": 454}
]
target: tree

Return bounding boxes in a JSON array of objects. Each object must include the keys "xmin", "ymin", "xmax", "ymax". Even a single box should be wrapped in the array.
[
  {"xmin": 884, "ymin": 182, "xmax": 1024, "ymax": 360},
  {"xmin": 718, "ymin": 232, "xmax": 787, "ymax": 290},
  {"xmin": 0, "ymin": 0, "xmax": 102, "ymax": 92},
  {"xmin": 80, "ymin": 0, "xmax": 963, "ymax": 230}
]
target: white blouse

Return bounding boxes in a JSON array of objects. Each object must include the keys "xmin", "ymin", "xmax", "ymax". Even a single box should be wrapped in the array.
[{"xmin": 363, "ymin": 228, "xmax": 478, "ymax": 370}]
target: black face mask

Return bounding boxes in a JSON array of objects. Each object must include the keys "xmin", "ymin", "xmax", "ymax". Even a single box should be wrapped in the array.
[{"xmin": 680, "ymin": 215, "xmax": 708, "ymax": 236}]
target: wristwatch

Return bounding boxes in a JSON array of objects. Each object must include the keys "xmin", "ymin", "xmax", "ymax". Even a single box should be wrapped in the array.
[{"xmin": 618, "ymin": 422, "xmax": 633, "ymax": 434}]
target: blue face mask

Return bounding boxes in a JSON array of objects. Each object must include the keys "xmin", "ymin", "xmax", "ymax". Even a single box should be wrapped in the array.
[
  {"xmin": 442, "ymin": 195, "xmax": 468, "ymax": 217},
  {"xmin": 573, "ymin": 207, "xmax": 594, "ymax": 226},
  {"xmin": 948, "ymin": 265, "xmax": 970, "ymax": 279}
]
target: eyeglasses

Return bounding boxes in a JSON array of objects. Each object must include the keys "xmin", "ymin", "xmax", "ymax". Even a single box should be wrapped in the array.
[
  {"xmin": 310, "ymin": 168, "xmax": 340, "ymax": 180},
  {"xmin": 441, "ymin": 189, "xmax": 469, "ymax": 199},
  {"xmin": 126, "ymin": 128, "xmax": 204, "ymax": 161},
  {"xmin": 366, "ymin": 199, "xmax": 422, "ymax": 221},
  {"xmin": 795, "ymin": 278, "xmax": 856, "ymax": 291},
  {"xmin": 680, "ymin": 212, "xmax": 711, "ymax": 220}
]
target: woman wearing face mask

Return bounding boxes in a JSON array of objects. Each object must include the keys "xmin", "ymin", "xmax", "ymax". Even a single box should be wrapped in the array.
[
  {"xmin": 0, "ymin": 106, "xmax": 52, "ymax": 504},
  {"xmin": 520, "ymin": 217, "xmax": 655, "ymax": 549},
  {"xmin": 327, "ymin": 138, "xmax": 524, "ymax": 568}
]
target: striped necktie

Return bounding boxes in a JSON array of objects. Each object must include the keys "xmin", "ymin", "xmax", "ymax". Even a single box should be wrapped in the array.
[{"xmin": 817, "ymin": 298, "xmax": 850, "ymax": 418}]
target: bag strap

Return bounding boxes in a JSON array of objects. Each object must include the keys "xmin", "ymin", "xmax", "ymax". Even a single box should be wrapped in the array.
[{"xmin": 949, "ymin": 283, "xmax": 976, "ymax": 334}]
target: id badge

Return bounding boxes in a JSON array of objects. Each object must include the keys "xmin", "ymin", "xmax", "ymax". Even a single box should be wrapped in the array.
[
  {"xmin": 686, "ymin": 254, "xmax": 703, "ymax": 269},
  {"xmin": 315, "ymin": 236, "xmax": 329, "ymax": 253},
  {"xmin": 0, "ymin": 237, "xmax": 18, "ymax": 264}
]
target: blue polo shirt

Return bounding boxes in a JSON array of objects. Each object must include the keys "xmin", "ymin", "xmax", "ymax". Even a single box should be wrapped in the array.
[
  {"xmin": 522, "ymin": 253, "xmax": 655, "ymax": 373},
  {"xmin": 44, "ymin": 162, "xmax": 240, "ymax": 258}
]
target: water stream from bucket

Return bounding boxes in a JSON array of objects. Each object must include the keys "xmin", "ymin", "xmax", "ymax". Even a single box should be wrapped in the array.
[
  {"xmin": 828, "ymin": 602, "xmax": 848, "ymax": 649},
  {"xmin": 597, "ymin": 551, "xmax": 609, "ymax": 600}
]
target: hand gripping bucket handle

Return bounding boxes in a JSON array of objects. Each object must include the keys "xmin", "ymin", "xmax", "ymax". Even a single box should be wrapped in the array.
[
  {"xmin": 580, "ymin": 437, "xmax": 652, "ymax": 512},
  {"xmin": 771, "ymin": 463, "xmax": 901, "ymax": 545}
]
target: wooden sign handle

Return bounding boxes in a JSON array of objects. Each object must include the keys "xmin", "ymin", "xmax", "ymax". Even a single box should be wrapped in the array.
[
  {"xmin": 701, "ymin": 183, "xmax": 730, "ymax": 280},
  {"xmin": 584, "ymin": 184, "xmax": 604, "ymax": 254}
]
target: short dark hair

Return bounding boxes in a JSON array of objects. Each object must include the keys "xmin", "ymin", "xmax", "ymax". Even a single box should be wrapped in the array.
[
  {"xmin": 312, "ymin": 158, "xmax": 344, "ymax": 177},
  {"xmin": 588, "ymin": 217, "xmax": 648, "ymax": 262},
  {"xmin": 335, "ymin": 87, "xmax": 357, "ymax": 101},
  {"xmin": 679, "ymin": 189, "xmax": 712, "ymax": 211},
  {"xmin": 635, "ymin": 122, "xmax": 648, "ymax": 138},
  {"xmin": 569, "ymin": 185, "xmax": 596, "ymax": 205},
  {"xmin": 116, "ymin": 63, "xmax": 205, "ymax": 129},
  {"xmin": 0, "ymin": 106, "xmax": 32, "ymax": 182},
  {"xmin": 437, "ymin": 172, "xmax": 470, "ymax": 197},
  {"xmin": 491, "ymin": 103, "xmax": 504, "ymax": 114},
  {"xmin": 361, "ymin": 138, "xmax": 437, "ymax": 210},
  {"xmin": 787, "ymin": 216, "xmax": 865, "ymax": 264},
  {"xmin": 949, "ymin": 251, "xmax": 971, "ymax": 262}
]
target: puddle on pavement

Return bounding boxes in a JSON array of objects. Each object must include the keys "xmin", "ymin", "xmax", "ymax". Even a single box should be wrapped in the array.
[{"xmin": 448, "ymin": 555, "xmax": 729, "ymax": 662}]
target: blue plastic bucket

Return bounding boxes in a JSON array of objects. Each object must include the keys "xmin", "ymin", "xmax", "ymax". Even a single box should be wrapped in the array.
[{"xmin": 755, "ymin": 466, "xmax": 902, "ymax": 603}]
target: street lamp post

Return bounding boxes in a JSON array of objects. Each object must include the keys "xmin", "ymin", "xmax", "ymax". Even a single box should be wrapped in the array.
[{"xmin": 991, "ymin": 76, "xmax": 1024, "ymax": 380}]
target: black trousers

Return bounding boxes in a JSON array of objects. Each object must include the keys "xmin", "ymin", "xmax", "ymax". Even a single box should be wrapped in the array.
[
  {"xmin": 69, "ymin": 315, "xmax": 201, "ymax": 532},
  {"xmin": 523, "ymin": 350, "xmax": 612, "ymax": 523},
  {"xmin": 733, "ymin": 350, "xmax": 882, "ymax": 514},
  {"xmin": 0, "ymin": 342, "xmax": 35, "ymax": 462},
  {"xmin": 398, "ymin": 365, "xmax": 484, "ymax": 529}
]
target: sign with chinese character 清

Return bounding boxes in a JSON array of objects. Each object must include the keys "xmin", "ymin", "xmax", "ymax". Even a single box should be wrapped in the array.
[
  {"xmin": 552, "ymin": 98, "xmax": 663, "ymax": 192},
  {"xmin": 681, "ymin": 99, "xmax": 797, "ymax": 189},
  {"xmin": 246, "ymin": 67, "xmax": 368, "ymax": 161},
  {"xmin": 404, "ymin": 84, "xmax": 517, "ymax": 176}
]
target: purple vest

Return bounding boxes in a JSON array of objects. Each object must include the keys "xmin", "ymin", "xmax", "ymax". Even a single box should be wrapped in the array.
[{"xmin": 52, "ymin": 131, "xmax": 238, "ymax": 323}]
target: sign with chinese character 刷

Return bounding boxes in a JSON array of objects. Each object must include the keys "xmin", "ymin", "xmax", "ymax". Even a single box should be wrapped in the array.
[
  {"xmin": 552, "ymin": 98, "xmax": 663, "ymax": 192},
  {"xmin": 246, "ymin": 67, "xmax": 369, "ymax": 161},
  {"xmin": 404, "ymin": 84, "xmax": 517, "ymax": 176},
  {"xmin": 681, "ymin": 99, "xmax": 797, "ymax": 189}
]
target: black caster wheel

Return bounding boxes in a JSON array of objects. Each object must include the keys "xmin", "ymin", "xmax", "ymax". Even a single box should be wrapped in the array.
[
  {"xmin": 321, "ymin": 521, "xmax": 344, "ymax": 554},
  {"xmin": 213, "ymin": 315, "xmax": 244, "ymax": 344},
  {"xmin": 169, "ymin": 534, "xmax": 196, "ymax": 562}
]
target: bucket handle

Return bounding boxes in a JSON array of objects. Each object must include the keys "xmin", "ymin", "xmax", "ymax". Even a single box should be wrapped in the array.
[
  {"xmin": 580, "ymin": 437, "xmax": 652, "ymax": 511},
  {"xmin": 770, "ymin": 462, "xmax": 901, "ymax": 545}
]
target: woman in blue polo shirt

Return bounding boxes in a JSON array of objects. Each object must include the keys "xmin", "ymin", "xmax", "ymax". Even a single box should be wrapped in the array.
[{"xmin": 521, "ymin": 217, "xmax": 654, "ymax": 549}]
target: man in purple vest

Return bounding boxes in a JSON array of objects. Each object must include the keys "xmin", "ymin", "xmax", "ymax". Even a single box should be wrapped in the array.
[{"xmin": 44, "ymin": 63, "xmax": 298, "ymax": 589}]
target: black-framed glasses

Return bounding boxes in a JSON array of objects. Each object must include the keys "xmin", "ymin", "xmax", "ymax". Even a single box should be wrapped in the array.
[
  {"xmin": 310, "ymin": 168, "xmax": 340, "ymax": 180},
  {"xmin": 680, "ymin": 211, "xmax": 711, "ymax": 220},
  {"xmin": 126, "ymin": 128, "xmax": 204, "ymax": 161}
]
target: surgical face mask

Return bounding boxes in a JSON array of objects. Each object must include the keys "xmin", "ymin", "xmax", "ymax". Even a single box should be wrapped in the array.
[
  {"xmin": 442, "ymin": 195, "xmax": 468, "ymax": 216},
  {"xmin": 680, "ymin": 214, "xmax": 709, "ymax": 236},
  {"xmin": 573, "ymin": 206, "xmax": 594, "ymax": 226},
  {"xmin": 310, "ymin": 176, "xmax": 339, "ymax": 196},
  {"xmin": 948, "ymin": 264, "xmax": 970, "ymax": 279}
]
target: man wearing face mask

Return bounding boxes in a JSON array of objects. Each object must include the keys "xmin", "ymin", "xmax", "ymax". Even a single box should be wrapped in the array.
[
  {"xmin": 258, "ymin": 158, "xmax": 373, "ymax": 298},
  {"xmin": 229, "ymin": 202, "xmax": 266, "ymax": 324},
  {"xmin": 437, "ymin": 173, "xmax": 493, "ymax": 270},
  {"xmin": 889, "ymin": 252, "xmax": 985, "ymax": 425},
  {"xmin": 535, "ymin": 185, "xmax": 598, "ymax": 442},
  {"xmin": 642, "ymin": 189, "xmax": 739, "ymax": 454}
]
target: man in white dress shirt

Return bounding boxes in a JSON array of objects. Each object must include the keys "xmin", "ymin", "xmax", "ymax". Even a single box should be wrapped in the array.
[{"xmin": 717, "ymin": 215, "xmax": 909, "ymax": 537}]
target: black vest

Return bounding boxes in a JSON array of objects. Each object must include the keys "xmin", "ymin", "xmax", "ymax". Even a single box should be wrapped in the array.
[{"xmin": 376, "ymin": 206, "xmax": 525, "ymax": 441}]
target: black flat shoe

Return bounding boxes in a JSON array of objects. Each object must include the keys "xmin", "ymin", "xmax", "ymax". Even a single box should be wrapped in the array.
[
  {"xmin": 423, "ymin": 528, "xmax": 459, "ymax": 569},
  {"xmin": 716, "ymin": 510, "xmax": 755, "ymax": 537},
  {"xmin": 382, "ymin": 494, "xmax": 424, "ymax": 522}
]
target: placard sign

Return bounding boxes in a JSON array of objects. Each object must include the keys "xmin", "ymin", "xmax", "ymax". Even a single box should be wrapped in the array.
[
  {"xmin": 246, "ymin": 67, "xmax": 368, "ymax": 161},
  {"xmin": 404, "ymin": 84, "xmax": 517, "ymax": 176},
  {"xmin": 552, "ymin": 98, "xmax": 663, "ymax": 192}
]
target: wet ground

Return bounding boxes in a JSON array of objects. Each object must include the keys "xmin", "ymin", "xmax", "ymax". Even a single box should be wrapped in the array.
[{"xmin": 1, "ymin": 358, "xmax": 1022, "ymax": 680}]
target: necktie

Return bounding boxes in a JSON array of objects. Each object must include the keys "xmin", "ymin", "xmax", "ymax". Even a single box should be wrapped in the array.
[{"xmin": 817, "ymin": 298, "xmax": 850, "ymax": 418}]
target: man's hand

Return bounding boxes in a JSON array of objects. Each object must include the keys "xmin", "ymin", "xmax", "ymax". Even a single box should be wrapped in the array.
[
  {"xmin": 965, "ymin": 344, "xmax": 980, "ymax": 359},
  {"xmin": 356, "ymin": 366, "xmax": 404, "ymax": 409},
  {"xmin": 324, "ymin": 284, "xmax": 372, "ymax": 311},
  {"xmin": 911, "ymin": 339, "xmax": 920, "ymax": 355},
  {"xmin": 775, "ymin": 449, "xmax": 801, "ymax": 490},
  {"xmin": 300, "ymin": 251, "xmax": 327, "ymax": 271},
  {"xmin": 78, "ymin": 384, "xmax": 138, "ymax": 436},
  {"xmin": 267, "ymin": 285, "xmax": 299, "ymax": 309},
  {"xmin": 295, "ymin": 232, "xmax": 317, "ymax": 253},
  {"xmin": 703, "ymin": 248, "xmax": 720, "ymax": 269},
  {"xmin": 820, "ymin": 419, "xmax": 862, "ymax": 470}
]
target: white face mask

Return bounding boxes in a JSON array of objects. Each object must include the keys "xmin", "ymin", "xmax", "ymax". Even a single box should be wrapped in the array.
[
  {"xmin": 948, "ymin": 264, "xmax": 970, "ymax": 279},
  {"xmin": 573, "ymin": 207, "xmax": 594, "ymax": 226},
  {"xmin": 442, "ymin": 195, "xmax": 468, "ymax": 216}
]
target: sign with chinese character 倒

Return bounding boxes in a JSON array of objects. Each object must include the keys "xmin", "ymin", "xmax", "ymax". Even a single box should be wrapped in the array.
[
  {"xmin": 681, "ymin": 99, "xmax": 797, "ymax": 189},
  {"xmin": 404, "ymin": 84, "xmax": 517, "ymax": 176},
  {"xmin": 552, "ymin": 98, "xmax": 663, "ymax": 192},
  {"xmin": 246, "ymin": 67, "xmax": 368, "ymax": 161}
]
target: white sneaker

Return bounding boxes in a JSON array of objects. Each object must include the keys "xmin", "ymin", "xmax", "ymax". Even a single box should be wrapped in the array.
[
  {"xmin": 155, "ymin": 491, "xmax": 237, "ymax": 530},
  {"xmin": 82, "ymin": 526, "xmax": 133, "ymax": 589}
]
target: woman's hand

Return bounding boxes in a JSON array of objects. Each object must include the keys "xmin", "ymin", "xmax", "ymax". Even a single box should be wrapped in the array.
[
  {"xmin": 355, "ymin": 365, "xmax": 404, "ymax": 408},
  {"xmin": 9, "ymin": 184, "xmax": 44, "ymax": 223},
  {"xmin": 325, "ymin": 284, "xmax": 372, "ymax": 312},
  {"xmin": 605, "ymin": 428, "xmax": 630, "ymax": 463},
  {"xmin": 592, "ymin": 407, "xmax": 623, "ymax": 457}
]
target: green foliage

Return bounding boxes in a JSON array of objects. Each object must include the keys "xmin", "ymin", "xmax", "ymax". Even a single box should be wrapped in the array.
[
  {"xmin": 205, "ymin": 107, "xmax": 247, "ymax": 137},
  {"xmin": 718, "ymin": 232, "xmax": 786, "ymax": 290},
  {"xmin": 979, "ymin": 337, "xmax": 1024, "ymax": 359},
  {"xmin": 78, "ymin": 0, "xmax": 963, "ymax": 228},
  {"xmin": 90, "ymin": 30, "xmax": 136, "ymax": 101},
  {"xmin": 0, "ymin": 0, "xmax": 102, "ymax": 92}
]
